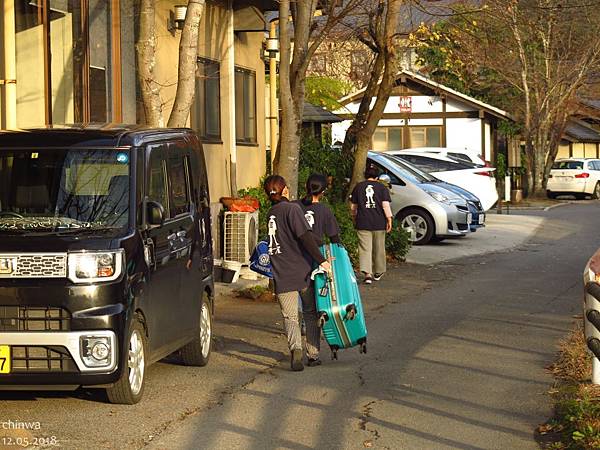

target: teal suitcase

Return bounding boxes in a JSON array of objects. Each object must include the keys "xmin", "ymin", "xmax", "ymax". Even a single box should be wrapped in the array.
[{"xmin": 313, "ymin": 243, "xmax": 367, "ymax": 359}]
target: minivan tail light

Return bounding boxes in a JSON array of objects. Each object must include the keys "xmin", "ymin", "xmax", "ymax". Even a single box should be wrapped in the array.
[{"xmin": 575, "ymin": 173, "xmax": 590, "ymax": 178}]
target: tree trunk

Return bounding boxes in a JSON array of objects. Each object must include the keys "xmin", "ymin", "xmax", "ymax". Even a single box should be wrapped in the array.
[
  {"xmin": 136, "ymin": 0, "xmax": 163, "ymax": 127},
  {"xmin": 167, "ymin": 0, "xmax": 205, "ymax": 128},
  {"xmin": 274, "ymin": 0, "xmax": 301, "ymax": 197},
  {"xmin": 346, "ymin": 0, "xmax": 402, "ymax": 196}
]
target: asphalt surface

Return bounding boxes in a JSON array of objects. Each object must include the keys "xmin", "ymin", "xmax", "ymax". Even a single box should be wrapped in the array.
[{"xmin": 0, "ymin": 201, "xmax": 597, "ymax": 449}]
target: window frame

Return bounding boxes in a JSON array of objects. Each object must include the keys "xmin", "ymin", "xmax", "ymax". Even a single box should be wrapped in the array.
[
  {"xmin": 166, "ymin": 141, "xmax": 192, "ymax": 219},
  {"xmin": 145, "ymin": 143, "xmax": 171, "ymax": 224},
  {"xmin": 194, "ymin": 57, "xmax": 222, "ymax": 143},
  {"xmin": 234, "ymin": 66, "xmax": 258, "ymax": 145}
]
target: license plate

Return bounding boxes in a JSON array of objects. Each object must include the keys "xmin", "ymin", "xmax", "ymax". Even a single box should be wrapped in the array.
[
  {"xmin": 479, "ymin": 214, "xmax": 485, "ymax": 225},
  {"xmin": 467, "ymin": 213, "xmax": 473, "ymax": 224},
  {"xmin": 0, "ymin": 345, "xmax": 10, "ymax": 374}
]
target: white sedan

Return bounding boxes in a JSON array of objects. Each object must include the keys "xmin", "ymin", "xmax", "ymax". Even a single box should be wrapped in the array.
[
  {"xmin": 547, "ymin": 159, "xmax": 600, "ymax": 199},
  {"xmin": 385, "ymin": 150, "xmax": 498, "ymax": 211}
]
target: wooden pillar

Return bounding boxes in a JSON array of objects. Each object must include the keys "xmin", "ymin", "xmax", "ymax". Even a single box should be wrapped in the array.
[
  {"xmin": 110, "ymin": 0, "xmax": 122, "ymax": 122},
  {"xmin": 441, "ymin": 96, "xmax": 447, "ymax": 147},
  {"xmin": 1, "ymin": 2, "xmax": 17, "ymax": 129}
]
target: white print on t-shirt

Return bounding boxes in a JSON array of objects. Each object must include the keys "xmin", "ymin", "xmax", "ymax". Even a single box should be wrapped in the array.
[
  {"xmin": 365, "ymin": 184, "xmax": 376, "ymax": 209},
  {"xmin": 305, "ymin": 211, "xmax": 315, "ymax": 228},
  {"xmin": 267, "ymin": 215, "xmax": 282, "ymax": 255}
]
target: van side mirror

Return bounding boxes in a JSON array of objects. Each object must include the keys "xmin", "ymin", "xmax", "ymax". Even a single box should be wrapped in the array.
[{"xmin": 147, "ymin": 201, "xmax": 165, "ymax": 226}]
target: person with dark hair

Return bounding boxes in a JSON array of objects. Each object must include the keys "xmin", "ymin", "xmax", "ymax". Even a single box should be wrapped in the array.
[
  {"xmin": 263, "ymin": 175, "xmax": 331, "ymax": 371},
  {"xmin": 350, "ymin": 164, "xmax": 393, "ymax": 284},
  {"xmin": 300, "ymin": 173, "xmax": 341, "ymax": 246}
]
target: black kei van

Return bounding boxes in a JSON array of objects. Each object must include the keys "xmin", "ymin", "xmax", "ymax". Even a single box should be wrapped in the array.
[{"xmin": 0, "ymin": 126, "xmax": 214, "ymax": 404}]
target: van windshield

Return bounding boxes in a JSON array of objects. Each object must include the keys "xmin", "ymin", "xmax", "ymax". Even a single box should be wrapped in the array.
[{"xmin": 0, "ymin": 149, "xmax": 130, "ymax": 234}]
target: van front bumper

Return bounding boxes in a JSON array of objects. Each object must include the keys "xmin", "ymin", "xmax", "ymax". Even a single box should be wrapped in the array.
[{"xmin": 0, "ymin": 330, "xmax": 124, "ymax": 387}]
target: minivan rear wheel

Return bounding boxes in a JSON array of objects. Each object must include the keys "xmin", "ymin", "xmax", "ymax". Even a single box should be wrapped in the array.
[
  {"xmin": 106, "ymin": 317, "xmax": 146, "ymax": 405},
  {"xmin": 399, "ymin": 208, "xmax": 434, "ymax": 245},
  {"xmin": 180, "ymin": 293, "xmax": 212, "ymax": 366}
]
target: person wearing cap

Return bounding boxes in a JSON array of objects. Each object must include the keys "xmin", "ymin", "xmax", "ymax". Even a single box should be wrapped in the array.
[{"xmin": 263, "ymin": 175, "xmax": 331, "ymax": 371}]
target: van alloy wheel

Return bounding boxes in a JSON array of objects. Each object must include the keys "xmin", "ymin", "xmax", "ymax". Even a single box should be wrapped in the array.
[
  {"xmin": 106, "ymin": 318, "xmax": 147, "ymax": 404},
  {"xmin": 128, "ymin": 329, "xmax": 145, "ymax": 396},
  {"xmin": 181, "ymin": 293, "xmax": 213, "ymax": 366},
  {"xmin": 200, "ymin": 302, "xmax": 211, "ymax": 358},
  {"xmin": 401, "ymin": 214, "xmax": 427, "ymax": 242}
]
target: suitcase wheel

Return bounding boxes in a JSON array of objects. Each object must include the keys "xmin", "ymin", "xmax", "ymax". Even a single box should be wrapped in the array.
[
  {"xmin": 317, "ymin": 312, "xmax": 328, "ymax": 328},
  {"xmin": 331, "ymin": 349, "xmax": 338, "ymax": 360},
  {"xmin": 359, "ymin": 342, "xmax": 367, "ymax": 354},
  {"xmin": 345, "ymin": 304, "xmax": 356, "ymax": 321}
]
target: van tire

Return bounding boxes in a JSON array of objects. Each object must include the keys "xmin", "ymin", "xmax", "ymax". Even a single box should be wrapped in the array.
[
  {"xmin": 106, "ymin": 317, "xmax": 147, "ymax": 405},
  {"xmin": 181, "ymin": 293, "xmax": 212, "ymax": 367}
]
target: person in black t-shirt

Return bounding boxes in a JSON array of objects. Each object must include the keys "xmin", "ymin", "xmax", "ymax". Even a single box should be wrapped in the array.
[
  {"xmin": 299, "ymin": 173, "xmax": 341, "ymax": 247},
  {"xmin": 350, "ymin": 165, "xmax": 393, "ymax": 284},
  {"xmin": 264, "ymin": 175, "xmax": 331, "ymax": 372}
]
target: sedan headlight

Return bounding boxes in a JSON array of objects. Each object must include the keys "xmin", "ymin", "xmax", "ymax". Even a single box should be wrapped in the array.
[
  {"xmin": 68, "ymin": 250, "xmax": 124, "ymax": 283},
  {"xmin": 425, "ymin": 190, "xmax": 461, "ymax": 205}
]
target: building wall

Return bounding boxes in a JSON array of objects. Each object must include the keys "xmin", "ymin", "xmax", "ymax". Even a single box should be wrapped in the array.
[
  {"xmin": 154, "ymin": 1, "xmax": 266, "ymax": 201},
  {"xmin": 333, "ymin": 93, "xmax": 493, "ymax": 156}
]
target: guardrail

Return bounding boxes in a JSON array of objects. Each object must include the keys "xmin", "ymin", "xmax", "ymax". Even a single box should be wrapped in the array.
[{"xmin": 584, "ymin": 281, "xmax": 600, "ymax": 384}]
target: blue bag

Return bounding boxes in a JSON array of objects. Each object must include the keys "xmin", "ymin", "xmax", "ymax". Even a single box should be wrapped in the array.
[{"xmin": 249, "ymin": 240, "xmax": 273, "ymax": 278}]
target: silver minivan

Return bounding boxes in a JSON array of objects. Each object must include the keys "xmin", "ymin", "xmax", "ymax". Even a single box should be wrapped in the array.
[{"xmin": 368, "ymin": 151, "xmax": 472, "ymax": 245}]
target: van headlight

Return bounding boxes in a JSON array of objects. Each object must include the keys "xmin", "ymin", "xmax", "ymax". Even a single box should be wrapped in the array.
[{"xmin": 68, "ymin": 250, "xmax": 124, "ymax": 283}]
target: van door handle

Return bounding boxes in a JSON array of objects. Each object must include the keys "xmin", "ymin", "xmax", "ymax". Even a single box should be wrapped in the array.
[
  {"xmin": 177, "ymin": 230, "xmax": 187, "ymax": 238},
  {"xmin": 167, "ymin": 233, "xmax": 177, "ymax": 241}
]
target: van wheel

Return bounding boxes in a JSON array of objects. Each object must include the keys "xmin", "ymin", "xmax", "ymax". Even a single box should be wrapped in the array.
[
  {"xmin": 181, "ymin": 293, "xmax": 212, "ymax": 366},
  {"xmin": 106, "ymin": 317, "xmax": 146, "ymax": 405},
  {"xmin": 592, "ymin": 183, "xmax": 600, "ymax": 200},
  {"xmin": 399, "ymin": 209, "xmax": 434, "ymax": 245}
]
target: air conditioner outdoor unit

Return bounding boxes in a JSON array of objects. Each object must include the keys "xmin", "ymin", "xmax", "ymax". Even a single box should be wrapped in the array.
[{"xmin": 223, "ymin": 211, "xmax": 259, "ymax": 265}]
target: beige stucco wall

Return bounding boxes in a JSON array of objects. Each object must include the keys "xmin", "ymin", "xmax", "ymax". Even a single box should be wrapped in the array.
[
  {"xmin": 155, "ymin": 1, "xmax": 266, "ymax": 201},
  {"xmin": 557, "ymin": 144, "xmax": 570, "ymax": 159}
]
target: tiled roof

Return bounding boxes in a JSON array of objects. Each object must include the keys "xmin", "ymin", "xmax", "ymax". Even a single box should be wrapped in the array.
[
  {"xmin": 564, "ymin": 119, "xmax": 600, "ymax": 143},
  {"xmin": 303, "ymin": 102, "xmax": 343, "ymax": 123}
]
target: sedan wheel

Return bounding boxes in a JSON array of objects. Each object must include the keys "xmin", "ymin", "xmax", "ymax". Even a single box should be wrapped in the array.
[
  {"xmin": 593, "ymin": 183, "xmax": 600, "ymax": 200},
  {"xmin": 399, "ymin": 208, "xmax": 435, "ymax": 245},
  {"xmin": 402, "ymin": 214, "xmax": 428, "ymax": 242}
]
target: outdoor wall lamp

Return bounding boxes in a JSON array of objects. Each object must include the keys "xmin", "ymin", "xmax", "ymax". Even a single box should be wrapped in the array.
[
  {"xmin": 266, "ymin": 37, "xmax": 279, "ymax": 55},
  {"xmin": 168, "ymin": 5, "xmax": 188, "ymax": 36}
]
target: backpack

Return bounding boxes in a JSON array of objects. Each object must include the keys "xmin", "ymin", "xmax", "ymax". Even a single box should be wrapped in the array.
[{"xmin": 249, "ymin": 240, "xmax": 273, "ymax": 278}]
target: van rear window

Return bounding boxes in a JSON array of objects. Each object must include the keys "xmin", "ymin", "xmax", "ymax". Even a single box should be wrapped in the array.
[{"xmin": 552, "ymin": 161, "xmax": 583, "ymax": 170}]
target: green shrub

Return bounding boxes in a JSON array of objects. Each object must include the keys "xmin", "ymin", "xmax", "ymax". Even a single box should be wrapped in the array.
[{"xmin": 386, "ymin": 220, "xmax": 411, "ymax": 261}]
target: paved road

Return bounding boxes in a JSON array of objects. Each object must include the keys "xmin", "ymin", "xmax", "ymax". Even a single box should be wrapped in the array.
[
  {"xmin": 147, "ymin": 202, "xmax": 598, "ymax": 450},
  {"xmin": 0, "ymin": 202, "xmax": 596, "ymax": 449}
]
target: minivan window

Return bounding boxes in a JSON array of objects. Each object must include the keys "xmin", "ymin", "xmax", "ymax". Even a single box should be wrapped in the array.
[
  {"xmin": 552, "ymin": 161, "xmax": 583, "ymax": 170},
  {"xmin": 148, "ymin": 145, "xmax": 170, "ymax": 214},
  {"xmin": 0, "ymin": 149, "xmax": 130, "ymax": 233},
  {"xmin": 168, "ymin": 144, "xmax": 191, "ymax": 217}
]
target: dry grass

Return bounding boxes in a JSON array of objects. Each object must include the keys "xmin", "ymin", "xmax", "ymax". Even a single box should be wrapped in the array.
[{"xmin": 539, "ymin": 323, "xmax": 600, "ymax": 449}]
